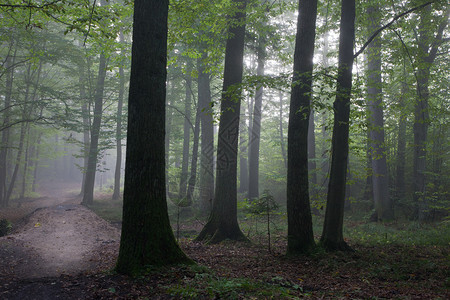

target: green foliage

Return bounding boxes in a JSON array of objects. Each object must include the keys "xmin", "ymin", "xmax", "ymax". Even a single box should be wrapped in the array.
[
  {"xmin": 0, "ymin": 219, "xmax": 12, "ymax": 237},
  {"xmin": 166, "ymin": 265, "xmax": 304, "ymax": 299}
]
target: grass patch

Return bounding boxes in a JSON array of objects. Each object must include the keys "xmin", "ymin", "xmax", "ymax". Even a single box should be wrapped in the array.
[{"xmin": 90, "ymin": 195, "xmax": 123, "ymax": 223}]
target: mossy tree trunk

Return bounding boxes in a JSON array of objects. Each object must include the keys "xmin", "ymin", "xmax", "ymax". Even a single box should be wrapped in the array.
[{"xmin": 116, "ymin": 0, "xmax": 191, "ymax": 275}]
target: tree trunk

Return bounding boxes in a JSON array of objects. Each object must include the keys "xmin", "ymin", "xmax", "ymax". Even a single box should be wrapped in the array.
[
  {"xmin": 308, "ymin": 110, "xmax": 317, "ymax": 190},
  {"xmin": 112, "ymin": 31, "xmax": 126, "ymax": 201},
  {"xmin": 286, "ymin": 0, "xmax": 317, "ymax": 254},
  {"xmin": 186, "ymin": 100, "xmax": 201, "ymax": 204},
  {"xmin": 278, "ymin": 92, "xmax": 287, "ymax": 169},
  {"xmin": 0, "ymin": 46, "xmax": 15, "ymax": 207},
  {"xmin": 320, "ymin": 0, "xmax": 355, "ymax": 251},
  {"xmin": 196, "ymin": 0, "xmax": 248, "ymax": 243},
  {"xmin": 116, "ymin": 0, "xmax": 191, "ymax": 275},
  {"xmin": 238, "ymin": 104, "xmax": 249, "ymax": 193},
  {"xmin": 413, "ymin": 5, "xmax": 447, "ymax": 220},
  {"xmin": 179, "ymin": 64, "xmax": 192, "ymax": 199},
  {"xmin": 248, "ymin": 38, "xmax": 265, "ymax": 201},
  {"xmin": 198, "ymin": 52, "xmax": 214, "ymax": 215},
  {"xmin": 82, "ymin": 53, "xmax": 107, "ymax": 206},
  {"xmin": 366, "ymin": 4, "xmax": 392, "ymax": 221}
]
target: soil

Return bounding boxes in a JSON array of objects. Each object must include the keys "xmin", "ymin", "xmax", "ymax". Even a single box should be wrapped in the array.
[
  {"xmin": 0, "ymin": 184, "xmax": 120, "ymax": 299},
  {"xmin": 0, "ymin": 184, "xmax": 448, "ymax": 299}
]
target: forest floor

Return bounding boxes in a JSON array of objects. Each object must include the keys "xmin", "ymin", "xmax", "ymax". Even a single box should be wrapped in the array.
[{"xmin": 0, "ymin": 188, "xmax": 448, "ymax": 299}]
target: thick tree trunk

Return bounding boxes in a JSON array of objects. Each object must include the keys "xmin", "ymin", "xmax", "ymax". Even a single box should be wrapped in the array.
[
  {"xmin": 413, "ymin": 5, "xmax": 447, "ymax": 221},
  {"xmin": 116, "ymin": 0, "xmax": 191, "ymax": 275},
  {"xmin": 286, "ymin": 0, "xmax": 317, "ymax": 254},
  {"xmin": 248, "ymin": 39, "xmax": 265, "ymax": 201},
  {"xmin": 196, "ymin": 0, "xmax": 248, "ymax": 243},
  {"xmin": 366, "ymin": 4, "xmax": 392, "ymax": 221},
  {"xmin": 197, "ymin": 54, "xmax": 214, "ymax": 215},
  {"xmin": 112, "ymin": 31, "xmax": 126, "ymax": 201},
  {"xmin": 82, "ymin": 53, "xmax": 107, "ymax": 206},
  {"xmin": 320, "ymin": 0, "xmax": 355, "ymax": 251}
]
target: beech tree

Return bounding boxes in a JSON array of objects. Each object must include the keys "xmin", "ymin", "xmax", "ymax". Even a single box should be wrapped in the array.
[
  {"xmin": 320, "ymin": 0, "xmax": 355, "ymax": 251},
  {"xmin": 286, "ymin": 0, "xmax": 318, "ymax": 254},
  {"xmin": 366, "ymin": 3, "xmax": 393, "ymax": 221},
  {"xmin": 196, "ymin": 0, "xmax": 248, "ymax": 243},
  {"xmin": 116, "ymin": 0, "xmax": 191, "ymax": 274}
]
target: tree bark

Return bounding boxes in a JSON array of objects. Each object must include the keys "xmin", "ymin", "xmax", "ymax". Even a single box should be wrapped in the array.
[
  {"xmin": 116, "ymin": 0, "xmax": 191, "ymax": 275},
  {"xmin": 320, "ymin": 0, "xmax": 355, "ymax": 251},
  {"xmin": 286, "ymin": 0, "xmax": 318, "ymax": 254},
  {"xmin": 196, "ymin": 0, "xmax": 248, "ymax": 243},
  {"xmin": 238, "ymin": 104, "xmax": 249, "ymax": 193},
  {"xmin": 186, "ymin": 100, "xmax": 201, "ymax": 204},
  {"xmin": 366, "ymin": 4, "xmax": 392, "ymax": 221},
  {"xmin": 279, "ymin": 92, "xmax": 287, "ymax": 169}
]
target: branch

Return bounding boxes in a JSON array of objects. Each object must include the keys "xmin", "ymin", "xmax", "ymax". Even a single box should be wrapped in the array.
[
  {"xmin": 354, "ymin": 1, "xmax": 435, "ymax": 59},
  {"xmin": 0, "ymin": 0, "xmax": 61, "ymax": 9},
  {"xmin": 428, "ymin": 7, "xmax": 449, "ymax": 62}
]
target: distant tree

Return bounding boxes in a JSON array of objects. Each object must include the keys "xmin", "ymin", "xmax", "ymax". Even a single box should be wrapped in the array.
[
  {"xmin": 116, "ymin": 0, "xmax": 191, "ymax": 275},
  {"xmin": 320, "ymin": 0, "xmax": 355, "ymax": 251},
  {"xmin": 112, "ymin": 31, "xmax": 126, "ymax": 201},
  {"xmin": 366, "ymin": 2, "xmax": 393, "ymax": 221},
  {"xmin": 286, "ymin": 0, "xmax": 317, "ymax": 254},
  {"xmin": 196, "ymin": 0, "xmax": 248, "ymax": 243},
  {"xmin": 197, "ymin": 51, "xmax": 214, "ymax": 215}
]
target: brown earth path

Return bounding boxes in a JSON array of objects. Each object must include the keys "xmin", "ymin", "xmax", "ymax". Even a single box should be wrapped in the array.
[{"xmin": 0, "ymin": 183, "xmax": 120, "ymax": 299}]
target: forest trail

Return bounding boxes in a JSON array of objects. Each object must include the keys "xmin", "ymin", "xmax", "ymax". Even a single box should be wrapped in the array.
[{"xmin": 0, "ymin": 184, "xmax": 120, "ymax": 282}]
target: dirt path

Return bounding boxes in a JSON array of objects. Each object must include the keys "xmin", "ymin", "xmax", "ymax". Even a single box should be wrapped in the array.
[{"xmin": 0, "ymin": 185, "xmax": 120, "ymax": 283}]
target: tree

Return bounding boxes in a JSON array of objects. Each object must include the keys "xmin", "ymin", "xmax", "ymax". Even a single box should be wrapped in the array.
[
  {"xmin": 196, "ymin": 0, "xmax": 248, "ymax": 243},
  {"xmin": 412, "ymin": 4, "xmax": 448, "ymax": 220},
  {"xmin": 112, "ymin": 31, "xmax": 126, "ymax": 201},
  {"xmin": 320, "ymin": 0, "xmax": 355, "ymax": 251},
  {"xmin": 248, "ymin": 36, "xmax": 265, "ymax": 201},
  {"xmin": 198, "ymin": 51, "xmax": 214, "ymax": 215},
  {"xmin": 286, "ymin": 0, "xmax": 318, "ymax": 254},
  {"xmin": 81, "ymin": 52, "xmax": 107, "ymax": 206},
  {"xmin": 366, "ymin": 3, "xmax": 393, "ymax": 221},
  {"xmin": 116, "ymin": 0, "xmax": 191, "ymax": 275}
]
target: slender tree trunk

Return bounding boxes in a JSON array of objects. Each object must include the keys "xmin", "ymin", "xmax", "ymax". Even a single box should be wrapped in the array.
[
  {"xmin": 238, "ymin": 105, "xmax": 249, "ymax": 193},
  {"xmin": 82, "ymin": 53, "xmax": 107, "ymax": 206},
  {"xmin": 0, "ymin": 47, "xmax": 15, "ymax": 207},
  {"xmin": 248, "ymin": 38, "xmax": 265, "ymax": 201},
  {"xmin": 196, "ymin": 0, "xmax": 248, "ymax": 243},
  {"xmin": 31, "ymin": 133, "xmax": 42, "ymax": 192},
  {"xmin": 112, "ymin": 31, "xmax": 126, "ymax": 201},
  {"xmin": 320, "ymin": 0, "xmax": 355, "ymax": 251},
  {"xmin": 186, "ymin": 101, "xmax": 201, "ymax": 204},
  {"xmin": 279, "ymin": 92, "xmax": 287, "ymax": 169},
  {"xmin": 179, "ymin": 64, "xmax": 192, "ymax": 199},
  {"xmin": 116, "ymin": 0, "xmax": 191, "ymax": 275},
  {"xmin": 366, "ymin": 4, "xmax": 392, "ymax": 221},
  {"xmin": 286, "ymin": 0, "xmax": 317, "ymax": 254},
  {"xmin": 308, "ymin": 110, "xmax": 317, "ymax": 190},
  {"xmin": 6, "ymin": 122, "xmax": 27, "ymax": 205},
  {"xmin": 79, "ymin": 60, "xmax": 90, "ymax": 196},
  {"xmin": 198, "ymin": 53, "xmax": 214, "ymax": 215},
  {"xmin": 20, "ymin": 128, "xmax": 31, "ymax": 200}
]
